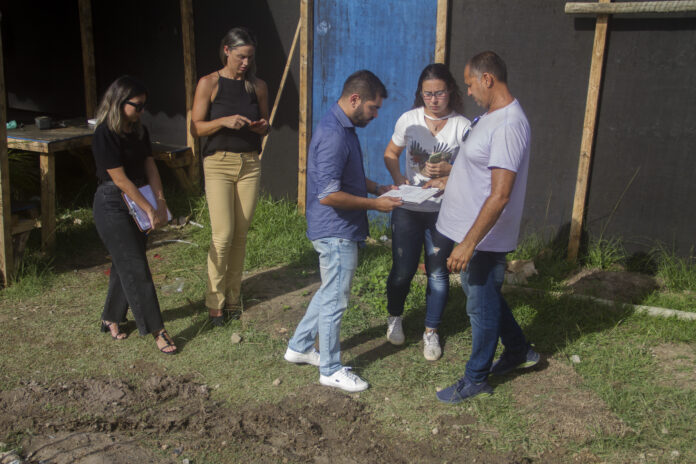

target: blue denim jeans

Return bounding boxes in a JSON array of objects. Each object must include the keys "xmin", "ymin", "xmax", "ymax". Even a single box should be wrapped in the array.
[
  {"xmin": 288, "ymin": 237, "xmax": 358, "ymax": 376},
  {"xmin": 460, "ymin": 250, "xmax": 528, "ymax": 383},
  {"xmin": 386, "ymin": 208, "xmax": 454, "ymax": 329}
]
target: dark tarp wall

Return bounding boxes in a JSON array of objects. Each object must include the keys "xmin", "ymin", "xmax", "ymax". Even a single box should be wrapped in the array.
[
  {"xmin": 1, "ymin": 0, "xmax": 300, "ymax": 199},
  {"xmin": 449, "ymin": 0, "xmax": 696, "ymax": 255},
  {"xmin": 2, "ymin": 1, "xmax": 85, "ymax": 119}
]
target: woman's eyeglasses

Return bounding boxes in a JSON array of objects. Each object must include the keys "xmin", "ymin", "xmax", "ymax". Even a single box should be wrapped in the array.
[
  {"xmin": 422, "ymin": 90, "xmax": 448, "ymax": 100},
  {"xmin": 124, "ymin": 101, "xmax": 146, "ymax": 112},
  {"xmin": 461, "ymin": 116, "xmax": 481, "ymax": 142}
]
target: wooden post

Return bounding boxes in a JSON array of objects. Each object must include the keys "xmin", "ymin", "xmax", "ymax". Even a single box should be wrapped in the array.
[
  {"xmin": 298, "ymin": 0, "xmax": 313, "ymax": 214},
  {"xmin": 435, "ymin": 0, "xmax": 449, "ymax": 63},
  {"xmin": 40, "ymin": 152, "xmax": 56, "ymax": 253},
  {"xmin": 78, "ymin": 0, "xmax": 97, "ymax": 118},
  {"xmin": 261, "ymin": 20, "xmax": 301, "ymax": 156},
  {"xmin": 180, "ymin": 0, "xmax": 200, "ymax": 189},
  {"xmin": 0, "ymin": 12, "xmax": 14, "ymax": 285},
  {"xmin": 567, "ymin": 0, "xmax": 611, "ymax": 262}
]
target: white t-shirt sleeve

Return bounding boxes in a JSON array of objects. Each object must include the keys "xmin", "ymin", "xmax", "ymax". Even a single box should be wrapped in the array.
[
  {"xmin": 488, "ymin": 120, "xmax": 528, "ymax": 173},
  {"xmin": 391, "ymin": 112, "xmax": 410, "ymax": 147}
]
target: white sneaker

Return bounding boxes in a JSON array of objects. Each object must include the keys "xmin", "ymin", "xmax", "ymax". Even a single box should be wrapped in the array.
[
  {"xmin": 284, "ymin": 346, "xmax": 320, "ymax": 366},
  {"xmin": 423, "ymin": 330, "xmax": 442, "ymax": 361},
  {"xmin": 319, "ymin": 367, "xmax": 368, "ymax": 392},
  {"xmin": 386, "ymin": 316, "xmax": 405, "ymax": 345}
]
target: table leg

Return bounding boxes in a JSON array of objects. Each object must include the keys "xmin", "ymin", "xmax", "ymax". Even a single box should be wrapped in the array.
[{"xmin": 40, "ymin": 152, "xmax": 56, "ymax": 253}]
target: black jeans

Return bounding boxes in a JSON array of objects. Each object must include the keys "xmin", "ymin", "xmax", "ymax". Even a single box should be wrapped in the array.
[{"xmin": 93, "ymin": 183, "xmax": 164, "ymax": 335}]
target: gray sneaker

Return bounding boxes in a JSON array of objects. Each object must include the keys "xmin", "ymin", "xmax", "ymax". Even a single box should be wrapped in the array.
[
  {"xmin": 386, "ymin": 316, "xmax": 405, "ymax": 345},
  {"xmin": 423, "ymin": 330, "xmax": 442, "ymax": 361}
]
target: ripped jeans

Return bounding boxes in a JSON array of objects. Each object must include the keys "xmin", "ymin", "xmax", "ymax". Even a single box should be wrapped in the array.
[{"xmin": 386, "ymin": 207, "xmax": 454, "ymax": 329}]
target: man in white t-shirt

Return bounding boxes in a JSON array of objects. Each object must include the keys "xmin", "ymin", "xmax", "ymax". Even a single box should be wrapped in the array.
[{"xmin": 426, "ymin": 51, "xmax": 540, "ymax": 404}]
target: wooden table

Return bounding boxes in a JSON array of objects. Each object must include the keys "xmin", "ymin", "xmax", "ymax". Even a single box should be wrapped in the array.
[{"xmin": 6, "ymin": 120, "xmax": 94, "ymax": 253}]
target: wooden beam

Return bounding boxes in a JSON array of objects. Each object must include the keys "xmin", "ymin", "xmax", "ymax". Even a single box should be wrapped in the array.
[
  {"xmin": 0, "ymin": 12, "xmax": 14, "ymax": 285},
  {"xmin": 78, "ymin": 0, "xmax": 98, "ymax": 118},
  {"xmin": 180, "ymin": 0, "xmax": 200, "ymax": 189},
  {"xmin": 298, "ymin": 0, "xmax": 313, "ymax": 215},
  {"xmin": 261, "ymin": 19, "xmax": 300, "ymax": 156},
  {"xmin": 567, "ymin": 0, "xmax": 611, "ymax": 262},
  {"xmin": 565, "ymin": 1, "xmax": 696, "ymax": 15},
  {"xmin": 435, "ymin": 0, "xmax": 449, "ymax": 63}
]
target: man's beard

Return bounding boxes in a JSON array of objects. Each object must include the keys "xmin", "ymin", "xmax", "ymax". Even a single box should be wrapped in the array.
[{"xmin": 352, "ymin": 103, "xmax": 373, "ymax": 127}]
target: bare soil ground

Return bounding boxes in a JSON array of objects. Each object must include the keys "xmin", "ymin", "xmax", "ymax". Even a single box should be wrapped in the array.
[{"xmin": 0, "ymin": 234, "xmax": 655, "ymax": 463}]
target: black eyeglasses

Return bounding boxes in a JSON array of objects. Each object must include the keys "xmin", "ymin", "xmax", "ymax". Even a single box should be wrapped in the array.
[
  {"xmin": 461, "ymin": 116, "xmax": 481, "ymax": 142},
  {"xmin": 124, "ymin": 101, "xmax": 146, "ymax": 112}
]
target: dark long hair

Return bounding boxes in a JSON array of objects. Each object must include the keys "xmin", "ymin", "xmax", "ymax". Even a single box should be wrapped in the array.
[
  {"xmin": 412, "ymin": 63, "xmax": 463, "ymax": 114},
  {"xmin": 95, "ymin": 75, "xmax": 148, "ymax": 136}
]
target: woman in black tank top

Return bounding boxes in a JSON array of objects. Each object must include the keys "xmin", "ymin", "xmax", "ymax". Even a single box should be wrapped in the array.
[{"xmin": 191, "ymin": 27, "xmax": 269, "ymax": 326}]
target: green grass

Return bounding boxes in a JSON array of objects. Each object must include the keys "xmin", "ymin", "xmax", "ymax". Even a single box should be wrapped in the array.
[{"xmin": 2, "ymin": 193, "xmax": 696, "ymax": 462}]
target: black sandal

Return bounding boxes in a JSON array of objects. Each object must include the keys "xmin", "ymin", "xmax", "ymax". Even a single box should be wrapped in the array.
[
  {"xmin": 209, "ymin": 309, "xmax": 225, "ymax": 327},
  {"xmin": 101, "ymin": 320, "xmax": 127, "ymax": 340},
  {"xmin": 154, "ymin": 330, "xmax": 177, "ymax": 355}
]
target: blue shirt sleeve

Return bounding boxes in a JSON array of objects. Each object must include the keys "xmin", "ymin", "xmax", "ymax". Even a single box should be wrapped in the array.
[{"xmin": 311, "ymin": 127, "xmax": 350, "ymax": 200}]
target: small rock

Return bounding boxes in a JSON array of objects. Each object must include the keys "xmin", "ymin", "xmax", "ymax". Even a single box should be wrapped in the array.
[
  {"xmin": 431, "ymin": 427, "xmax": 439, "ymax": 435},
  {"xmin": 278, "ymin": 327, "xmax": 288, "ymax": 334},
  {"xmin": 230, "ymin": 333, "xmax": 242, "ymax": 344},
  {"xmin": 671, "ymin": 450, "xmax": 680, "ymax": 459},
  {"xmin": 221, "ymin": 441, "xmax": 227, "ymax": 446},
  {"xmin": 182, "ymin": 459, "xmax": 190, "ymax": 464},
  {"xmin": 661, "ymin": 427, "xmax": 669, "ymax": 435},
  {"xmin": 435, "ymin": 386, "xmax": 443, "ymax": 392},
  {"xmin": 570, "ymin": 355, "xmax": 581, "ymax": 364},
  {"xmin": 161, "ymin": 444, "xmax": 169, "ymax": 450},
  {"xmin": 272, "ymin": 378, "xmax": 282, "ymax": 386}
]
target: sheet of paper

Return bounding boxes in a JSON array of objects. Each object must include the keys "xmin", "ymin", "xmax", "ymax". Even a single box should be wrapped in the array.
[{"xmin": 379, "ymin": 185, "xmax": 440, "ymax": 204}]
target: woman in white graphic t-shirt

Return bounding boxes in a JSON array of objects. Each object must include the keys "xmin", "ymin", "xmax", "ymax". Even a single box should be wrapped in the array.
[{"xmin": 383, "ymin": 63, "xmax": 471, "ymax": 361}]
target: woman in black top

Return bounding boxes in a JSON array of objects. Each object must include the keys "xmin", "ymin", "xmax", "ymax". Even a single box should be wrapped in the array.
[
  {"xmin": 92, "ymin": 76, "xmax": 176, "ymax": 354},
  {"xmin": 191, "ymin": 27, "xmax": 269, "ymax": 325}
]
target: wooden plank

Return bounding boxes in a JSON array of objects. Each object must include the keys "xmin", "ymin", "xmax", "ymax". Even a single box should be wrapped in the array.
[
  {"xmin": 7, "ymin": 121, "xmax": 93, "ymax": 153},
  {"xmin": 12, "ymin": 218, "xmax": 41, "ymax": 236},
  {"xmin": 298, "ymin": 0, "xmax": 313, "ymax": 215},
  {"xmin": 261, "ymin": 19, "xmax": 301, "ymax": 156},
  {"xmin": 435, "ymin": 0, "xmax": 449, "ymax": 62},
  {"xmin": 565, "ymin": 1, "xmax": 696, "ymax": 15},
  {"xmin": 40, "ymin": 153, "xmax": 56, "ymax": 252},
  {"xmin": 78, "ymin": 0, "xmax": 98, "ymax": 118},
  {"xmin": 567, "ymin": 0, "xmax": 611, "ymax": 262},
  {"xmin": 180, "ymin": 0, "xmax": 200, "ymax": 189},
  {"xmin": 0, "ymin": 13, "xmax": 13, "ymax": 285}
]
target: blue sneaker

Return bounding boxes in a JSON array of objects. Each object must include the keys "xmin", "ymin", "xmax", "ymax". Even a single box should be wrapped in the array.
[
  {"xmin": 436, "ymin": 377, "xmax": 493, "ymax": 404},
  {"xmin": 489, "ymin": 346, "xmax": 540, "ymax": 376}
]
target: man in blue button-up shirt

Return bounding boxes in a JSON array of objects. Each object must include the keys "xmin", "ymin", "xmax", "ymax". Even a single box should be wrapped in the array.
[{"xmin": 284, "ymin": 70, "xmax": 402, "ymax": 392}]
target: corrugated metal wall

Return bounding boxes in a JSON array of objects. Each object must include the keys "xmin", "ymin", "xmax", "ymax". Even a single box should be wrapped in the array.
[{"xmin": 312, "ymin": 0, "xmax": 438, "ymax": 195}]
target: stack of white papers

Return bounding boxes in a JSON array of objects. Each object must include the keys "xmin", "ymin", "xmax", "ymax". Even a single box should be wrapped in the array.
[{"xmin": 379, "ymin": 185, "xmax": 440, "ymax": 204}]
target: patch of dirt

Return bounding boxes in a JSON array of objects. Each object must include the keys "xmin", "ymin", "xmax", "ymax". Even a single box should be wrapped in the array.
[
  {"xmin": 564, "ymin": 269, "xmax": 661, "ymax": 303},
  {"xmin": 239, "ymin": 265, "xmax": 321, "ymax": 335},
  {"xmin": 23, "ymin": 432, "xmax": 175, "ymax": 464},
  {"xmin": 508, "ymin": 357, "xmax": 631, "ymax": 444},
  {"xmin": 1, "ymin": 374, "xmax": 535, "ymax": 463},
  {"xmin": 651, "ymin": 343, "xmax": 696, "ymax": 390}
]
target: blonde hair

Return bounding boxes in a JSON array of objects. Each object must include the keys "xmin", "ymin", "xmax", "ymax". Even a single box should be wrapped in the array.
[
  {"xmin": 95, "ymin": 76, "xmax": 148, "ymax": 136},
  {"xmin": 219, "ymin": 27, "xmax": 257, "ymax": 94}
]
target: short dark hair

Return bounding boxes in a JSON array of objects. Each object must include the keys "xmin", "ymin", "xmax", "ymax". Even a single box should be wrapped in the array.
[
  {"xmin": 468, "ymin": 51, "xmax": 508, "ymax": 84},
  {"xmin": 340, "ymin": 70, "xmax": 388, "ymax": 101},
  {"xmin": 412, "ymin": 63, "xmax": 464, "ymax": 114}
]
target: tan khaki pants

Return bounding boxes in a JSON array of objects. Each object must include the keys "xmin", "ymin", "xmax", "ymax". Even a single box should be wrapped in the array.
[{"xmin": 203, "ymin": 150, "xmax": 261, "ymax": 310}]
